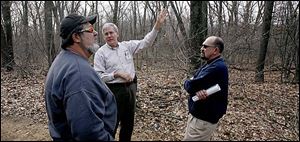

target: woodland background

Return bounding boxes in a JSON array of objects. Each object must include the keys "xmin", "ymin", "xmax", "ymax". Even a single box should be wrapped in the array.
[{"xmin": 1, "ymin": 1, "xmax": 299, "ymax": 141}]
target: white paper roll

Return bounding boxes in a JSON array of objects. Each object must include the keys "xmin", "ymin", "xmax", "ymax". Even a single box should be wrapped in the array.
[
  {"xmin": 192, "ymin": 95, "xmax": 200, "ymax": 101},
  {"xmin": 206, "ymin": 84, "xmax": 221, "ymax": 95},
  {"xmin": 192, "ymin": 84, "xmax": 221, "ymax": 102}
]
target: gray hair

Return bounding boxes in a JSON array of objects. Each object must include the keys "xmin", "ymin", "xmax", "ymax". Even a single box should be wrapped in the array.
[{"xmin": 102, "ymin": 23, "xmax": 118, "ymax": 35}]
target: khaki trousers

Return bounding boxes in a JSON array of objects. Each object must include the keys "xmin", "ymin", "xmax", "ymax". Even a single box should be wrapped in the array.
[{"xmin": 183, "ymin": 114, "xmax": 218, "ymax": 141}]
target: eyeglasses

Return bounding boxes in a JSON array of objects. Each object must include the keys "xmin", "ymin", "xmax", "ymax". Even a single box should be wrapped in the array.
[
  {"xmin": 201, "ymin": 44, "xmax": 216, "ymax": 48},
  {"xmin": 80, "ymin": 26, "xmax": 95, "ymax": 33}
]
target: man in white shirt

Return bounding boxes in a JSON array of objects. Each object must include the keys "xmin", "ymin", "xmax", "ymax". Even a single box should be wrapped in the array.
[{"xmin": 94, "ymin": 9, "xmax": 167, "ymax": 141}]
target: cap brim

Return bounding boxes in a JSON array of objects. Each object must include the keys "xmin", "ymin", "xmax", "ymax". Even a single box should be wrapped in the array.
[{"xmin": 86, "ymin": 14, "xmax": 97, "ymax": 25}]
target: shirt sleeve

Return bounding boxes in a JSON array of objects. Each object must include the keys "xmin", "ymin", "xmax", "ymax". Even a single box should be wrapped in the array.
[
  {"xmin": 64, "ymin": 90, "xmax": 114, "ymax": 141},
  {"xmin": 124, "ymin": 28, "xmax": 159, "ymax": 54},
  {"xmin": 93, "ymin": 51, "xmax": 115, "ymax": 82}
]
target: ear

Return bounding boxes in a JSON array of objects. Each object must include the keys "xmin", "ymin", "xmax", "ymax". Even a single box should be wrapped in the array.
[
  {"xmin": 214, "ymin": 47, "xmax": 220, "ymax": 54},
  {"xmin": 72, "ymin": 33, "xmax": 81, "ymax": 43}
]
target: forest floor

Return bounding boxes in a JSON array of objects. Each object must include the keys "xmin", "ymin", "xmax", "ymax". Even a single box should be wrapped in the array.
[{"xmin": 1, "ymin": 65, "xmax": 299, "ymax": 141}]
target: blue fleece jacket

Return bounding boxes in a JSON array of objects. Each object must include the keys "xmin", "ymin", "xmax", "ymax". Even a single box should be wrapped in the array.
[
  {"xmin": 184, "ymin": 56, "xmax": 228, "ymax": 124},
  {"xmin": 45, "ymin": 50, "xmax": 117, "ymax": 141}
]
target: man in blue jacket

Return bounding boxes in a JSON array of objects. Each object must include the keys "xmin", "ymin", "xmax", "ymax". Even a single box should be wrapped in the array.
[
  {"xmin": 183, "ymin": 36, "xmax": 229, "ymax": 141},
  {"xmin": 44, "ymin": 13, "xmax": 117, "ymax": 141}
]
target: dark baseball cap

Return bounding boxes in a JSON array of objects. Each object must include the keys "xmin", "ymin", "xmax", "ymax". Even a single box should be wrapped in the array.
[{"xmin": 60, "ymin": 13, "xmax": 97, "ymax": 48}]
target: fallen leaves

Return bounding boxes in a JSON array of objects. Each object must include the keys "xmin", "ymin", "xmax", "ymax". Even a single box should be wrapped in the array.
[{"xmin": 1, "ymin": 66, "xmax": 299, "ymax": 141}]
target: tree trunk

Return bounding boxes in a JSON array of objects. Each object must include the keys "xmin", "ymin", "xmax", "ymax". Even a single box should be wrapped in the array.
[
  {"xmin": 35, "ymin": 1, "xmax": 43, "ymax": 36},
  {"xmin": 84, "ymin": 1, "xmax": 87, "ymax": 16},
  {"xmin": 52, "ymin": 1, "xmax": 60, "ymax": 54},
  {"xmin": 254, "ymin": 2, "xmax": 264, "ymax": 25},
  {"xmin": 23, "ymin": 1, "xmax": 30, "ymax": 63},
  {"xmin": 243, "ymin": 1, "xmax": 252, "ymax": 26},
  {"xmin": 113, "ymin": 1, "xmax": 119, "ymax": 27},
  {"xmin": 59, "ymin": 1, "xmax": 65, "ymax": 21},
  {"xmin": 132, "ymin": 1, "xmax": 140, "ymax": 70},
  {"xmin": 295, "ymin": 9, "xmax": 299, "ymax": 83},
  {"xmin": 1, "ymin": 23, "xmax": 7, "ymax": 67},
  {"xmin": 208, "ymin": 3, "xmax": 214, "ymax": 34},
  {"xmin": 142, "ymin": 1, "xmax": 148, "ymax": 71},
  {"xmin": 95, "ymin": 1, "xmax": 101, "ymax": 42},
  {"xmin": 45, "ymin": 1, "xmax": 55, "ymax": 68},
  {"xmin": 255, "ymin": 1, "xmax": 274, "ymax": 82},
  {"xmin": 1, "ymin": 1, "xmax": 15, "ymax": 71},
  {"xmin": 284, "ymin": 1, "xmax": 299, "ymax": 83},
  {"xmin": 30, "ymin": 3, "xmax": 38, "ymax": 37},
  {"xmin": 217, "ymin": 1, "xmax": 222, "ymax": 36},
  {"xmin": 189, "ymin": 1, "xmax": 207, "ymax": 74},
  {"xmin": 170, "ymin": 1, "xmax": 188, "ymax": 40},
  {"xmin": 233, "ymin": 1, "xmax": 238, "ymax": 28},
  {"xmin": 71, "ymin": 1, "xmax": 75, "ymax": 13}
]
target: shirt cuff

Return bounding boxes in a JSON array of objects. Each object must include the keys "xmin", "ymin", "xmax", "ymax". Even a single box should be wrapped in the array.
[
  {"xmin": 152, "ymin": 27, "xmax": 159, "ymax": 33},
  {"xmin": 110, "ymin": 72, "xmax": 115, "ymax": 80}
]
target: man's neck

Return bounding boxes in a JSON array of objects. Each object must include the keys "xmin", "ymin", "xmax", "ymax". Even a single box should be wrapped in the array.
[{"xmin": 207, "ymin": 55, "xmax": 221, "ymax": 64}]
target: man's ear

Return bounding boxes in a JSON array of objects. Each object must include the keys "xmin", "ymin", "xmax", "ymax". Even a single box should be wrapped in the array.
[
  {"xmin": 72, "ymin": 33, "xmax": 81, "ymax": 43},
  {"xmin": 214, "ymin": 47, "xmax": 220, "ymax": 54}
]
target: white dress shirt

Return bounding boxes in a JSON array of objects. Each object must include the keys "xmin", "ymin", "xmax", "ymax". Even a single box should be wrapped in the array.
[{"xmin": 94, "ymin": 28, "xmax": 159, "ymax": 83}]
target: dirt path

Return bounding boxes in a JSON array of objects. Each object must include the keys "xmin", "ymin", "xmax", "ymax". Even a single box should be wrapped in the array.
[
  {"xmin": 1, "ymin": 116, "xmax": 51, "ymax": 141},
  {"xmin": 1, "ymin": 116, "xmax": 139, "ymax": 141}
]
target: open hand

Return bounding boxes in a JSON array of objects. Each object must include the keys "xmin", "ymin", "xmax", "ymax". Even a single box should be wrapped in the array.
[{"xmin": 154, "ymin": 9, "xmax": 168, "ymax": 30}]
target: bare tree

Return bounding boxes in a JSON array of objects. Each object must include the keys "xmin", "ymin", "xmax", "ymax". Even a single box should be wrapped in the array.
[
  {"xmin": 271, "ymin": 1, "xmax": 300, "ymax": 83},
  {"xmin": 52, "ymin": 1, "xmax": 61, "ymax": 54},
  {"xmin": 131, "ymin": 1, "xmax": 141, "ymax": 69},
  {"xmin": 223, "ymin": 1, "xmax": 239, "ymax": 35},
  {"xmin": 28, "ymin": 1, "xmax": 46, "ymax": 64},
  {"xmin": 1, "ymin": 23, "xmax": 7, "ymax": 67},
  {"xmin": 189, "ymin": 1, "xmax": 208, "ymax": 74},
  {"xmin": 1, "ymin": 0, "xmax": 297, "ymax": 85},
  {"xmin": 58, "ymin": 1, "xmax": 65, "ymax": 20},
  {"xmin": 1, "ymin": 1, "xmax": 15, "ymax": 71},
  {"xmin": 95, "ymin": 1, "xmax": 101, "ymax": 43},
  {"xmin": 29, "ymin": 2, "xmax": 38, "ymax": 36},
  {"xmin": 254, "ymin": 1, "xmax": 264, "ymax": 26},
  {"xmin": 22, "ymin": 1, "xmax": 30, "ymax": 63},
  {"xmin": 140, "ymin": 1, "xmax": 150, "ymax": 71},
  {"xmin": 255, "ymin": 1, "xmax": 274, "ymax": 82},
  {"xmin": 35, "ymin": 1, "xmax": 43, "ymax": 36},
  {"xmin": 296, "ymin": 7, "xmax": 299, "ymax": 83},
  {"xmin": 45, "ymin": 1, "xmax": 55, "ymax": 68},
  {"xmin": 242, "ymin": 1, "xmax": 252, "ymax": 26},
  {"xmin": 217, "ymin": 1, "xmax": 222, "ymax": 36},
  {"xmin": 170, "ymin": 1, "xmax": 188, "ymax": 40},
  {"xmin": 132, "ymin": 1, "xmax": 137, "ymax": 39},
  {"xmin": 113, "ymin": 1, "xmax": 119, "ymax": 27},
  {"xmin": 146, "ymin": 1, "xmax": 156, "ymax": 25}
]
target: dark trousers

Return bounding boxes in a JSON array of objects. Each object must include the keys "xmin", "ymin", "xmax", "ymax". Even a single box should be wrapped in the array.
[{"xmin": 107, "ymin": 82, "xmax": 137, "ymax": 141}]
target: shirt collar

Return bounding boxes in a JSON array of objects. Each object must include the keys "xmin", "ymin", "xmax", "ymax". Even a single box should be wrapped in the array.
[
  {"xmin": 106, "ymin": 43, "xmax": 119, "ymax": 50},
  {"xmin": 207, "ymin": 55, "xmax": 221, "ymax": 64}
]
